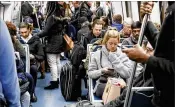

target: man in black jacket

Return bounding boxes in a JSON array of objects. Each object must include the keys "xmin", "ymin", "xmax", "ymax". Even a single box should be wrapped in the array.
[
  {"xmin": 18, "ymin": 22, "xmax": 44, "ymax": 102},
  {"xmin": 122, "ymin": 2, "xmax": 174, "ymax": 107}
]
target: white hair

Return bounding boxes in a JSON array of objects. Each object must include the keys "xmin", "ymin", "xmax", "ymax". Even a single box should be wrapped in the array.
[{"xmin": 123, "ymin": 17, "xmax": 133, "ymax": 25}]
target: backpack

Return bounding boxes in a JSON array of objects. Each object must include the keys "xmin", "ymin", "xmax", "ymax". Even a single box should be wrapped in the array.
[{"xmin": 70, "ymin": 40, "xmax": 86, "ymax": 67}]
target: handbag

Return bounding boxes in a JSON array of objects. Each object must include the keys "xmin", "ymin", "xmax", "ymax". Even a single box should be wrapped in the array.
[{"xmin": 63, "ymin": 34, "xmax": 74, "ymax": 52}]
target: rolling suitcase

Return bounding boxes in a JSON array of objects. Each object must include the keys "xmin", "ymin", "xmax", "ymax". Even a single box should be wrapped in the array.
[{"xmin": 60, "ymin": 61, "xmax": 82, "ymax": 101}]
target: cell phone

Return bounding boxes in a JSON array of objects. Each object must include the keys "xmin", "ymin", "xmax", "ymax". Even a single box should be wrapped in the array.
[
  {"xmin": 121, "ymin": 45, "xmax": 134, "ymax": 49},
  {"xmin": 108, "ymin": 68, "xmax": 114, "ymax": 72}
]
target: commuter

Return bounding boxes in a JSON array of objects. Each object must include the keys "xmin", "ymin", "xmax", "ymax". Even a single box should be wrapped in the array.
[
  {"xmin": 23, "ymin": 17, "xmax": 46, "ymax": 79},
  {"xmin": 112, "ymin": 14, "xmax": 123, "ymax": 32},
  {"xmin": 83, "ymin": 20, "xmax": 104, "ymax": 50},
  {"xmin": 18, "ymin": 22, "xmax": 44, "ymax": 102},
  {"xmin": 0, "ymin": 19, "xmax": 21, "ymax": 107},
  {"xmin": 122, "ymin": 21, "xmax": 141, "ymax": 45},
  {"xmin": 96, "ymin": 1, "xmax": 104, "ymax": 18},
  {"xmin": 71, "ymin": 1, "xmax": 80, "ymax": 31},
  {"xmin": 79, "ymin": 1, "xmax": 93, "ymax": 22},
  {"xmin": 100, "ymin": 16, "xmax": 110, "ymax": 31},
  {"xmin": 5, "ymin": 21, "xmax": 36, "ymax": 104},
  {"xmin": 119, "ymin": 17, "xmax": 133, "ymax": 38},
  {"xmin": 103, "ymin": 42, "xmax": 155, "ymax": 107},
  {"xmin": 88, "ymin": 27, "xmax": 132, "ymax": 97},
  {"xmin": 122, "ymin": 2, "xmax": 175, "ymax": 107},
  {"xmin": 34, "ymin": 1, "xmax": 68, "ymax": 90}
]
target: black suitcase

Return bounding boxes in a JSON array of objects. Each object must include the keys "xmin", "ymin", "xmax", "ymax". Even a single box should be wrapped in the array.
[{"xmin": 60, "ymin": 61, "xmax": 82, "ymax": 101}]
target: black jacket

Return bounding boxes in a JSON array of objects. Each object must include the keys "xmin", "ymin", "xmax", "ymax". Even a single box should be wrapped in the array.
[
  {"xmin": 18, "ymin": 36, "xmax": 44, "ymax": 62},
  {"xmin": 96, "ymin": 6, "xmax": 104, "ymax": 17},
  {"xmin": 35, "ymin": 7, "xmax": 67, "ymax": 54},
  {"xmin": 144, "ymin": 3, "xmax": 175, "ymax": 107},
  {"xmin": 80, "ymin": 2, "xmax": 93, "ymax": 22}
]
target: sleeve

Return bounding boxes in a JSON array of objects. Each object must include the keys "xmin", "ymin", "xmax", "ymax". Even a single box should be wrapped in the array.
[
  {"xmin": 108, "ymin": 52, "xmax": 132, "ymax": 79},
  {"xmin": 88, "ymin": 52, "xmax": 103, "ymax": 79},
  {"xmin": 146, "ymin": 56, "xmax": 174, "ymax": 75},
  {"xmin": 144, "ymin": 21, "xmax": 159, "ymax": 49},
  {"xmin": 0, "ymin": 20, "xmax": 21, "ymax": 107},
  {"xmin": 34, "ymin": 39, "xmax": 44, "ymax": 62},
  {"xmin": 36, "ymin": 16, "xmax": 55, "ymax": 38}
]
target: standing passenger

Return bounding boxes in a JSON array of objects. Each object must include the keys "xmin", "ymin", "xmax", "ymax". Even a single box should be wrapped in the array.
[{"xmin": 0, "ymin": 19, "xmax": 21, "ymax": 107}]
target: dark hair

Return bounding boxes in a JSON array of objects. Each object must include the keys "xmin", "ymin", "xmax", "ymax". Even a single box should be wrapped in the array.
[
  {"xmin": 93, "ymin": 16, "xmax": 100, "ymax": 22},
  {"xmin": 19, "ymin": 22, "xmax": 30, "ymax": 29},
  {"xmin": 45, "ymin": 1, "xmax": 65, "ymax": 20},
  {"xmin": 113, "ymin": 14, "xmax": 122, "ymax": 24},
  {"xmin": 101, "ymin": 16, "xmax": 110, "ymax": 27},
  {"xmin": 5, "ymin": 21, "xmax": 17, "ymax": 36},
  {"xmin": 131, "ymin": 21, "xmax": 142, "ymax": 29},
  {"xmin": 92, "ymin": 19, "xmax": 103, "ymax": 28},
  {"xmin": 96, "ymin": 1, "xmax": 100, "ymax": 7}
]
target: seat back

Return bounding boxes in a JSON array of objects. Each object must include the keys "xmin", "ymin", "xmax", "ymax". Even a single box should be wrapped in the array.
[
  {"xmin": 88, "ymin": 52, "xmax": 103, "ymax": 103},
  {"xmin": 22, "ymin": 44, "xmax": 30, "ymax": 73}
]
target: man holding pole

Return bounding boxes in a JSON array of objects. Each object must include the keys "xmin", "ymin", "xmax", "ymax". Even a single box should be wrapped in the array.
[{"xmin": 122, "ymin": 1, "xmax": 174, "ymax": 107}]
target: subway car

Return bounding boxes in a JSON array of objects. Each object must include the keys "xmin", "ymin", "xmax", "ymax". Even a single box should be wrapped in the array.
[{"xmin": 0, "ymin": 1, "xmax": 174, "ymax": 107}]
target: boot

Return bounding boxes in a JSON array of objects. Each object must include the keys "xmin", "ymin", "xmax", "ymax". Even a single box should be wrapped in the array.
[
  {"xmin": 30, "ymin": 93, "xmax": 37, "ymax": 102},
  {"xmin": 38, "ymin": 73, "xmax": 45, "ymax": 79},
  {"xmin": 44, "ymin": 81, "xmax": 58, "ymax": 90},
  {"xmin": 50, "ymin": 78, "xmax": 59, "ymax": 84}
]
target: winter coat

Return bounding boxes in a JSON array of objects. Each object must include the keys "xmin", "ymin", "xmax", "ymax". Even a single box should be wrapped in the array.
[
  {"xmin": 143, "ymin": 3, "xmax": 175, "ymax": 107},
  {"xmin": 88, "ymin": 46, "xmax": 132, "ymax": 80},
  {"xmin": 96, "ymin": 6, "xmax": 104, "ymax": 18},
  {"xmin": 18, "ymin": 36, "xmax": 44, "ymax": 62},
  {"xmin": 80, "ymin": 2, "xmax": 93, "ymax": 22},
  {"xmin": 35, "ymin": 6, "xmax": 66, "ymax": 54}
]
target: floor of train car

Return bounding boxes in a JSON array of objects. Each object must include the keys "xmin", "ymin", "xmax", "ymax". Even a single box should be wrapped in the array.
[{"xmin": 31, "ymin": 60, "xmax": 77, "ymax": 107}]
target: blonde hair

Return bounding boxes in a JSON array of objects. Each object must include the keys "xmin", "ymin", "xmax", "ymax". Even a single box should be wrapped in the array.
[{"xmin": 102, "ymin": 27, "xmax": 120, "ymax": 45}]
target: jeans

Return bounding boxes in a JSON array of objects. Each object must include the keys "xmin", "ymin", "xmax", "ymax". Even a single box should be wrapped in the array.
[
  {"xmin": 20, "ymin": 91, "xmax": 30, "ymax": 107},
  {"xmin": 47, "ymin": 54, "xmax": 61, "ymax": 81},
  {"xmin": 25, "ymin": 73, "xmax": 34, "ymax": 96}
]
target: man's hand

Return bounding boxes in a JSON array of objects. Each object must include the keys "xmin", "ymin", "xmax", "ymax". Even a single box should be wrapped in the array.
[
  {"xmin": 140, "ymin": 2, "xmax": 154, "ymax": 20},
  {"xmin": 122, "ymin": 44, "xmax": 150, "ymax": 63}
]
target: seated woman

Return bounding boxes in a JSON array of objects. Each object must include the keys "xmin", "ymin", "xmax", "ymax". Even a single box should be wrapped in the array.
[{"xmin": 88, "ymin": 27, "xmax": 132, "ymax": 97}]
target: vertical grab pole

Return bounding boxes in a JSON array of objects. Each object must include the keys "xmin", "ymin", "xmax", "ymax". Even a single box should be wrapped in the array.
[{"xmin": 124, "ymin": 14, "xmax": 149, "ymax": 107}]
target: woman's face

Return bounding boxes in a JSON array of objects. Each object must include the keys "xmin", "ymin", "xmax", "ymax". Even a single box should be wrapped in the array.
[{"xmin": 106, "ymin": 37, "xmax": 119, "ymax": 52}]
